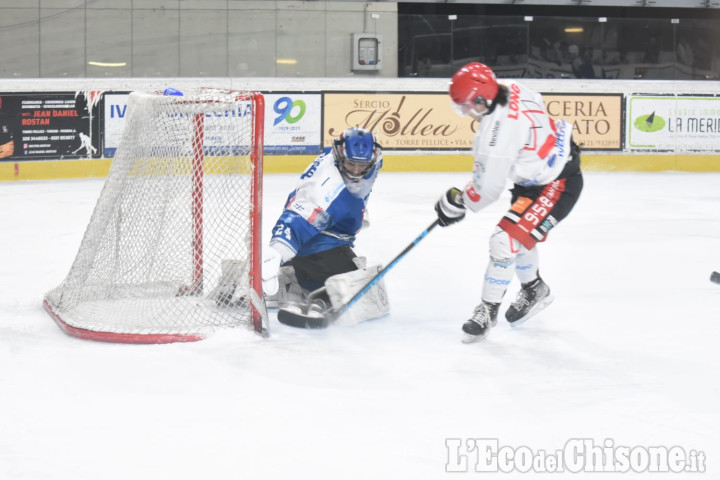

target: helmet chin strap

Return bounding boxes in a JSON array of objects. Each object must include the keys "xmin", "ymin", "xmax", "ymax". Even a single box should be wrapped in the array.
[
  {"xmin": 467, "ymin": 97, "xmax": 491, "ymax": 120},
  {"xmin": 469, "ymin": 110, "xmax": 488, "ymax": 122}
]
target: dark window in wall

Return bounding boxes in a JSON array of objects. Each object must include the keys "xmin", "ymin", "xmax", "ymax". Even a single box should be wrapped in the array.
[{"xmin": 399, "ymin": 4, "xmax": 720, "ymax": 80}]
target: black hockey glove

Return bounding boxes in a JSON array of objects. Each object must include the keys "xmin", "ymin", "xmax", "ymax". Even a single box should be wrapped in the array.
[{"xmin": 434, "ymin": 187, "xmax": 466, "ymax": 227}]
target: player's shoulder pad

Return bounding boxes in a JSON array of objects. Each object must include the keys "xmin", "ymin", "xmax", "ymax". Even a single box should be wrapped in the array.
[{"xmin": 292, "ymin": 151, "xmax": 347, "ymax": 211}]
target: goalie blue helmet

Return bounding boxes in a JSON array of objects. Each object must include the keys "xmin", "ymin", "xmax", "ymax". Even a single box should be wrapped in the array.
[{"xmin": 333, "ymin": 127, "xmax": 381, "ymax": 182}]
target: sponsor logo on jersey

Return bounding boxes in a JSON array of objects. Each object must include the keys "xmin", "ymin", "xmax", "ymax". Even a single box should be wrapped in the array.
[
  {"xmin": 510, "ymin": 196, "xmax": 532, "ymax": 213},
  {"xmin": 324, "ymin": 183, "xmax": 344, "ymax": 203},
  {"xmin": 489, "ymin": 121, "xmax": 501, "ymax": 147},
  {"xmin": 538, "ymin": 215, "xmax": 558, "ymax": 234},
  {"xmin": 554, "ymin": 120, "xmax": 568, "ymax": 158},
  {"xmin": 518, "ymin": 178, "xmax": 539, "ymax": 187}
]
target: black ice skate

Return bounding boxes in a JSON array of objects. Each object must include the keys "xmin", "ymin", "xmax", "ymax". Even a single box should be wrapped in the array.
[
  {"xmin": 462, "ymin": 301, "xmax": 499, "ymax": 343},
  {"xmin": 505, "ymin": 277, "xmax": 554, "ymax": 326}
]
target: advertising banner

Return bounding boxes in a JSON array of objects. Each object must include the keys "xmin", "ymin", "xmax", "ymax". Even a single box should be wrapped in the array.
[
  {"xmin": 0, "ymin": 91, "xmax": 101, "ymax": 160},
  {"xmin": 627, "ymin": 95, "xmax": 720, "ymax": 151},
  {"xmin": 324, "ymin": 92, "xmax": 623, "ymax": 152},
  {"xmin": 264, "ymin": 93, "xmax": 322, "ymax": 154},
  {"xmin": 104, "ymin": 92, "xmax": 322, "ymax": 156},
  {"xmin": 323, "ymin": 92, "xmax": 474, "ymax": 150},
  {"xmin": 543, "ymin": 94, "xmax": 623, "ymax": 150},
  {"xmin": 103, "ymin": 92, "xmax": 129, "ymax": 157}
]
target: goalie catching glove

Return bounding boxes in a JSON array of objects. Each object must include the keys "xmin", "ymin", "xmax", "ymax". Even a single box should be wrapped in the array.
[{"xmin": 435, "ymin": 187, "xmax": 466, "ymax": 227}]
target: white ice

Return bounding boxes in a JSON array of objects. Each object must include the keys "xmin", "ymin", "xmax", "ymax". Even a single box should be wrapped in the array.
[{"xmin": 1, "ymin": 170, "xmax": 719, "ymax": 479}]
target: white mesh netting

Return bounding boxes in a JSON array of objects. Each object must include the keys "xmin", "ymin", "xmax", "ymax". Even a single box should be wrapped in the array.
[{"xmin": 44, "ymin": 88, "xmax": 267, "ymax": 343}]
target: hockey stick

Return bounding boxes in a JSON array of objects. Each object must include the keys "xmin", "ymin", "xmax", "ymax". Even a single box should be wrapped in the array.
[
  {"xmin": 277, "ymin": 219, "xmax": 440, "ymax": 328},
  {"xmin": 711, "ymin": 271, "xmax": 720, "ymax": 285}
]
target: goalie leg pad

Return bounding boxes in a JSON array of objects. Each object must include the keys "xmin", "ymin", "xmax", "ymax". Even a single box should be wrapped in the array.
[
  {"xmin": 266, "ymin": 265, "xmax": 306, "ymax": 308},
  {"xmin": 325, "ymin": 265, "xmax": 390, "ymax": 326}
]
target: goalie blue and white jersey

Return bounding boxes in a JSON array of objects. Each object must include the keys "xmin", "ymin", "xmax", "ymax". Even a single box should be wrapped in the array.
[{"xmin": 270, "ymin": 146, "xmax": 382, "ymax": 259}]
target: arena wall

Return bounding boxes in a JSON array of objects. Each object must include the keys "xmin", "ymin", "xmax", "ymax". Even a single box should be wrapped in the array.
[{"xmin": 1, "ymin": 77, "xmax": 719, "ymax": 181}]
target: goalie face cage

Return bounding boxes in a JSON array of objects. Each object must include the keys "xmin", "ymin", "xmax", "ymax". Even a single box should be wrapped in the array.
[{"xmin": 43, "ymin": 88, "xmax": 268, "ymax": 343}]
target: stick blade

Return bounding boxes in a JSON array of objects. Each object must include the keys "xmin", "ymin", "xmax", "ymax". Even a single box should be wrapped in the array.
[
  {"xmin": 277, "ymin": 308, "xmax": 332, "ymax": 329},
  {"xmin": 711, "ymin": 271, "xmax": 720, "ymax": 285}
]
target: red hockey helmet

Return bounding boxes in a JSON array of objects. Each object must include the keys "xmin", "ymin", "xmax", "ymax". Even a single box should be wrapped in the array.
[{"xmin": 448, "ymin": 62, "xmax": 499, "ymax": 117}]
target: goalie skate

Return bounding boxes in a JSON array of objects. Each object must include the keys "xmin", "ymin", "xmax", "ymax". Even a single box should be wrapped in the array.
[{"xmin": 277, "ymin": 297, "xmax": 331, "ymax": 329}]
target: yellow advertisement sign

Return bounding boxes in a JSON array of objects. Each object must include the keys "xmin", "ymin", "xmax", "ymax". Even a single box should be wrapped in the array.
[
  {"xmin": 323, "ymin": 93, "xmax": 474, "ymax": 150},
  {"xmin": 543, "ymin": 94, "xmax": 623, "ymax": 150},
  {"xmin": 324, "ymin": 92, "xmax": 623, "ymax": 151}
]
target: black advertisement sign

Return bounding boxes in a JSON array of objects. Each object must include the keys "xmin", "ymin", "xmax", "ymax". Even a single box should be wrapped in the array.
[{"xmin": 0, "ymin": 92, "xmax": 101, "ymax": 160}]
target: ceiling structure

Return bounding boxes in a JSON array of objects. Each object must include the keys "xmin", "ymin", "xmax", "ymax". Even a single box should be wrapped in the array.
[{"xmin": 386, "ymin": 0, "xmax": 720, "ymax": 7}]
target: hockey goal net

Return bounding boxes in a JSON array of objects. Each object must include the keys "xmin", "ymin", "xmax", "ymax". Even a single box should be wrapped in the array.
[{"xmin": 44, "ymin": 88, "xmax": 268, "ymax": 343}]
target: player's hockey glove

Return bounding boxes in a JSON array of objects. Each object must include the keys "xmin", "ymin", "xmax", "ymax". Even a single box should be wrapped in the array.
[{"xmin": 435, "ymin": 187, "xmax": 466, "ymax": 227}]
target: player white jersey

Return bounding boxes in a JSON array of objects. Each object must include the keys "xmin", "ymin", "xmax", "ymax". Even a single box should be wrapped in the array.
[{"xmin": 462, "ymin": 81, "xmax": 573, "ymax": 212}]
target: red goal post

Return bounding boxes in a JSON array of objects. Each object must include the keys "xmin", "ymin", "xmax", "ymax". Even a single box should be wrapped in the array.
[{"xmin": 43, "ymin": 88, "xmax": 267, "ymax": 343}]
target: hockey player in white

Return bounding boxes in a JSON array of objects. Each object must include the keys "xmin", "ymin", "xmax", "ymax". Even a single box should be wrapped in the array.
[
  {"xmin": 262, "ymin": 127, "xmax": 389, "ymax": 326},
  {"xmin": 435, "ymin": 62, "xmax": 584, "ymax": 343}
]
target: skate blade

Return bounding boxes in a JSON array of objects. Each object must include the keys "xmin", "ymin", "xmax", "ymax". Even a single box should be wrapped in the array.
[
  {"xmin": 509, "ymin": 295, "xmax": 554, "ymax": 328},
  {"xmin": 277, "ymin": 308, "xmax": 331, "ymax": 329},
  {"xmin": 461, "ymin": 332, "xmax": 489, "ymax": 344}
]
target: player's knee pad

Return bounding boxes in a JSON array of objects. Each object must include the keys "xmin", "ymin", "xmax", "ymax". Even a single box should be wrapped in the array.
[
  {"xmin": 325, "ymin": 265, "xmax": 390, "ymax": 326},
  {"xmin": 488, "ymin": 227, "xmax": 521, "ymax": 267}
]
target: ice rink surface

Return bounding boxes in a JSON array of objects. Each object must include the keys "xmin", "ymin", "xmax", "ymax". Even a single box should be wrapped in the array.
[{"xmin": 1, "ymin": 170, "xmax": 719, "ymax": 479}]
